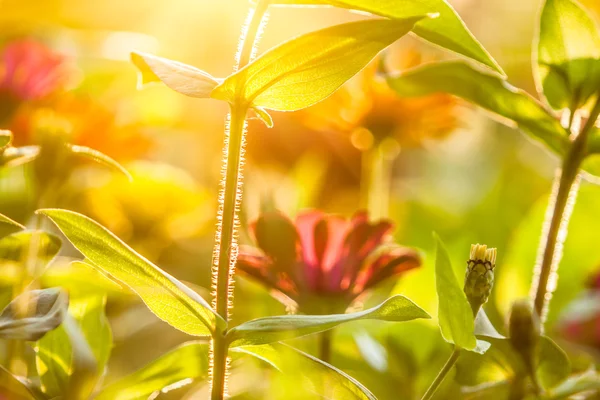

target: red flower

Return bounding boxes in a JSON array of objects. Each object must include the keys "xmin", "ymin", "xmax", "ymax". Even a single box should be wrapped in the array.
[
  {"xmin": 0, "ymin": 40, "xmax": 75, "ymax": 101},
  {"xmin": 236, "ymin": 210, "xmax": 421, "ymax": 314}
]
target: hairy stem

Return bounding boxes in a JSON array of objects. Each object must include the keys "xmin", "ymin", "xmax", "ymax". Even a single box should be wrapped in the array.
[
  {"xmin": 531, "ymin": 99, "xmax": 600, "ymax": 322},
  {"xmin": 421, "ymin": 347, "xmax": 461, "ymax": 400},
  {"xmin": 210, "ymin": 2, "xmax": 270, "ymax": 399}
]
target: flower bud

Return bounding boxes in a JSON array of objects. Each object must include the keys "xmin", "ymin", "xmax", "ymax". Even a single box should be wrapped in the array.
[
  {"xmin": 464, "ymin": 244, "xmax": 496, "ymax": 313},
  {"xmin": 508, "ymin": 299, "xmax": 541, "ymax": 358}
]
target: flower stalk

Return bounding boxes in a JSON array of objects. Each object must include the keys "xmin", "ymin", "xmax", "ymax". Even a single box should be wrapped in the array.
[
  {"xmin": 210, "ymin": 2, "xmax": 270, "ymax": 399},
  {"xmin": 420, "ymin": 347, "xmax": 461, "ymax": 400},
  {"xmin": 531, "ymin": 97, "xmax": 600, "ymax": 323}
]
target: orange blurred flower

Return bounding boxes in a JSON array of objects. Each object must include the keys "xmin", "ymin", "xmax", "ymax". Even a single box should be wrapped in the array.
[
  {"xmin": 299, "ymin": 48, "xmax": 459, "ymax": 148},
  {"xmin": 10, "ymin": 97, "xmax": 151, "ymax": 161},
  {"xmin": 0, "ymin": 38, "xmax": 151, "ymax": 162}
]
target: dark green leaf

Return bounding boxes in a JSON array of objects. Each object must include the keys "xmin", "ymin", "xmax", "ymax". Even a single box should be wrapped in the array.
[
  {"xmin": 536, "ymin": 335, "xmax": 570, "ymax": 390},
  {"xmin": 131, "ymin": 51, "xmax": 222, "ymax": 98},
  {"xmin": 211, "ymin": 17, "xmax": 426, "ymax": 111},
  {"xmin": 233, "ymin": 343, "xmax": 376, "ymax": 400},
  {"xmin": 535, "ymin": 0, "xmax": 600, "ymax": 110},
  {"xmin": 434, "ymin": 233, "xmax": 477, "ymax": 350},
  {"xmin": 227, "ymin": 295, "xmax": 429, "ymax": 347},
  {"xmin": 0, "ymin": 288, "xmax": 68, "ymax": 341},
  {"xmin": 38, "ymin": 208, "xmax": 225, "ymax": 336},
  {"xmin": 67, "ymin": 144, "xmax": 133, "ymax": 181},
  {"xmin": 387, "ymin": 61, "xmax": 569, "ymax": 157},
  {"xmin": 96, "ymin": 341, "xmax": 209, "ymax": 400},
  {"xmin": 270, "ymin": 0, "xmax": 503, "ymax": 74}
]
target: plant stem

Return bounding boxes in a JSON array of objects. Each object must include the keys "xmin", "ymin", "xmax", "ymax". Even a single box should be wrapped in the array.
[
  {"xmin": 210, "ymin": 2, "xmax": 270, "ymax": 399},
  {"xmin": 318, "ymin": 330, "xmax": 332, "ymax": 363},
  {"xmin": 531, "ymin": 99, "xmax": 600, "ymax": 322},
  {"xmin": 421, "ymin": 347, "xmax": 461, "ymax": 400}
]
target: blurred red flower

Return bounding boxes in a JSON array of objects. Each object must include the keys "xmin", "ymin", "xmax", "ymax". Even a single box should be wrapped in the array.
[
  {"xmin": 236, "ymin": 210, "xmax": 420, "ymax": 314},
  {"xmin": 0, "ymin": 39, "xmax": 75, "ymax": 102},
  {"xmin": 559, "ymin": 270, "xmax": 600, "ymax": 348}
]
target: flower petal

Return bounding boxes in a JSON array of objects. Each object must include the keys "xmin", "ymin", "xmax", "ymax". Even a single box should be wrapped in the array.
[
  {"xmin": 252, "ymin": 211, "xmax": 301, "ymax": 271},
  {"xmin": 355, "ymin": 246, "xmax": 421, "ymax": 293},
  {"xmin": 236, "ymin": 245, "xmax": 297, "ymax": 300}
]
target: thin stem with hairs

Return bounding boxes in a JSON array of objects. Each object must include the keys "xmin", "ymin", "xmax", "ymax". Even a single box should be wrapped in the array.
[
  {"xmin": 209, "ymin": 2, "xmax": 270, "ymax": 399},
  {"xmin": 531, "ymin": 97, "xmax": 600, "ymax": 322}
]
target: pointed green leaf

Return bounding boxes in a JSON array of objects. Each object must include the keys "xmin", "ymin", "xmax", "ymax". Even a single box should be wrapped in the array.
[
  {"xmin": 474, "ymin": 309, "xmax": 505, "ymax": 339},
  {"xmin": 271, "ymin": 0, "xmax": 503, "ymax": 74},
  {"xmin": 0, "ymin": 231, "xmax": 62, "ymax": 272},
  {"xmin": 37, "ymin": 296, "xmax": 111, "ymax": 399},
  {"xmin": 67, "ymin": 144, "xmax": 133, "ymax": 181},
  {"xmin": 38, "ymin": 208, "xmax": 225, "ymax": 336},
  {"xmin": 227, "ymin": 295, "xmax": 429, "ymax": 347},
  {"xmin": 211, "ymin": 17, "xmax": 427, "ymax": 111},
  {"xmin": 387, "ymin": 61, "xmax": 569, "ymax": 157},
  {"xmin": 0, "ymin": 213, "xmax": 24, "ymax": 231},
  {"xmin": 434, "ymin": 234, "xmax": 477, "ymax": 351},
  {"xmin": 131, "ymin": 51, "xmax": 222, "ymax": 98},
  {"xmin": 233, "ymin": 343, "xmax": 376, "ymax": 400},
  {"xmin": 535, "ymin": 0, "xmax": 600, "ymax": 110},
  {"xmin": 536, "ymin": 335, "xmax": 570, "ymax": 390},
  {"xmin": 0, "ymin": 288, "xmax": 68, "ymax": 341},
  {"xmin": 96, "ymin": 341, "xmax": 209, "ymax": 400},
  {"xmin": 0, "ymin": 364, "xmax": 48, "ymax": 400}
]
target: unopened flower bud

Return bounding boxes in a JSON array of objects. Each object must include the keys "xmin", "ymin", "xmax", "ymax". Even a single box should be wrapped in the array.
[
  {"xmin": 508, "ymin": 299, "xmax": 541, "ymax": 359},
  {"xmin": 464, "ymin": 244, "xmax": 496, "ymax": 313}
]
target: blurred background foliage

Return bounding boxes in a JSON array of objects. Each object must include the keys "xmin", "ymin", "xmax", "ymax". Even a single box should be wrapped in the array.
[{"xmin": 1, "ymin": 0, "xmax": 600, "ymax": 398}]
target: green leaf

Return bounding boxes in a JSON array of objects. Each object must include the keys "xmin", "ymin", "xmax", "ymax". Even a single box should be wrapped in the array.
[
  {"xmin": 0, "ymin": 130, "xmax": 12, "ymax": 152},
  {"xmin": 536, "ymin": 336, "xmax": 570, "ymax": 391},
  {"xmin": 270, "ymin": 0, "xmax": 503, "ymax": 74},
  {"xmin": 548, "ymin": 370, "xmax": 600, "ymax": 399},
  {"xmin": 0, "ymin": 364, "xmax": 48, "ymax": 400},
  {"xmin": 38, "ymin": 209, "xmax": 225, "ymax": 336},
  {"xmin": 131, "ymin": 51, "xmax": 222, "ymax": 98},
  {"xmin": 434, "ymin": 233, "xmax": 477, "ymax": 351},
  {"xmin": 387, "ymin": 61, "xmax": 569, "ymax": 157},
  {"xmin": 535, "ymin": 0, "xmax": 600, "ymax": 110},
  {"xmin": 36, "ymin": 309, "xmax": 99, "ymax": 399},
  {"xmin": 227, "ymin": 295, "xmax": 429, "ymax": 347},
  {"xmin": 42, "ymin": 261, "xmax": 124, "ymax": 297},
  {"xmin": 462, "ymin": 380, "xmax": 511, "ymax": 400},
  {"xmin": 474, "ymin": 309, "xmax": 505, "ymax": 339},
  {"xmin": 233, "ymin": 343, "xmax": 376, "ymax": 400},
  {"xmin": 67, "ymin": 144, "xmax": 133, "ymax": 182},
  {"xmin": 0, "ymin": 288, "xmax": 68, "ymax": 341},
  {"xmin": 95, "ymin": 342, "xmax": 209, "ymax": 400},
  {"xmin": 0, "ymin": 213, "xmax": 24, "ymax": 231},
  {"xmin": 211, "ymin": 17, "xmax": 427, "ymax": 111},
  {"xmin": 36, "ymin": 295, "xmax": 110, "ymax": 399},
  {"xmin": 0, "ymin": 231, "xmax": 62, "ymax": 272}
]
